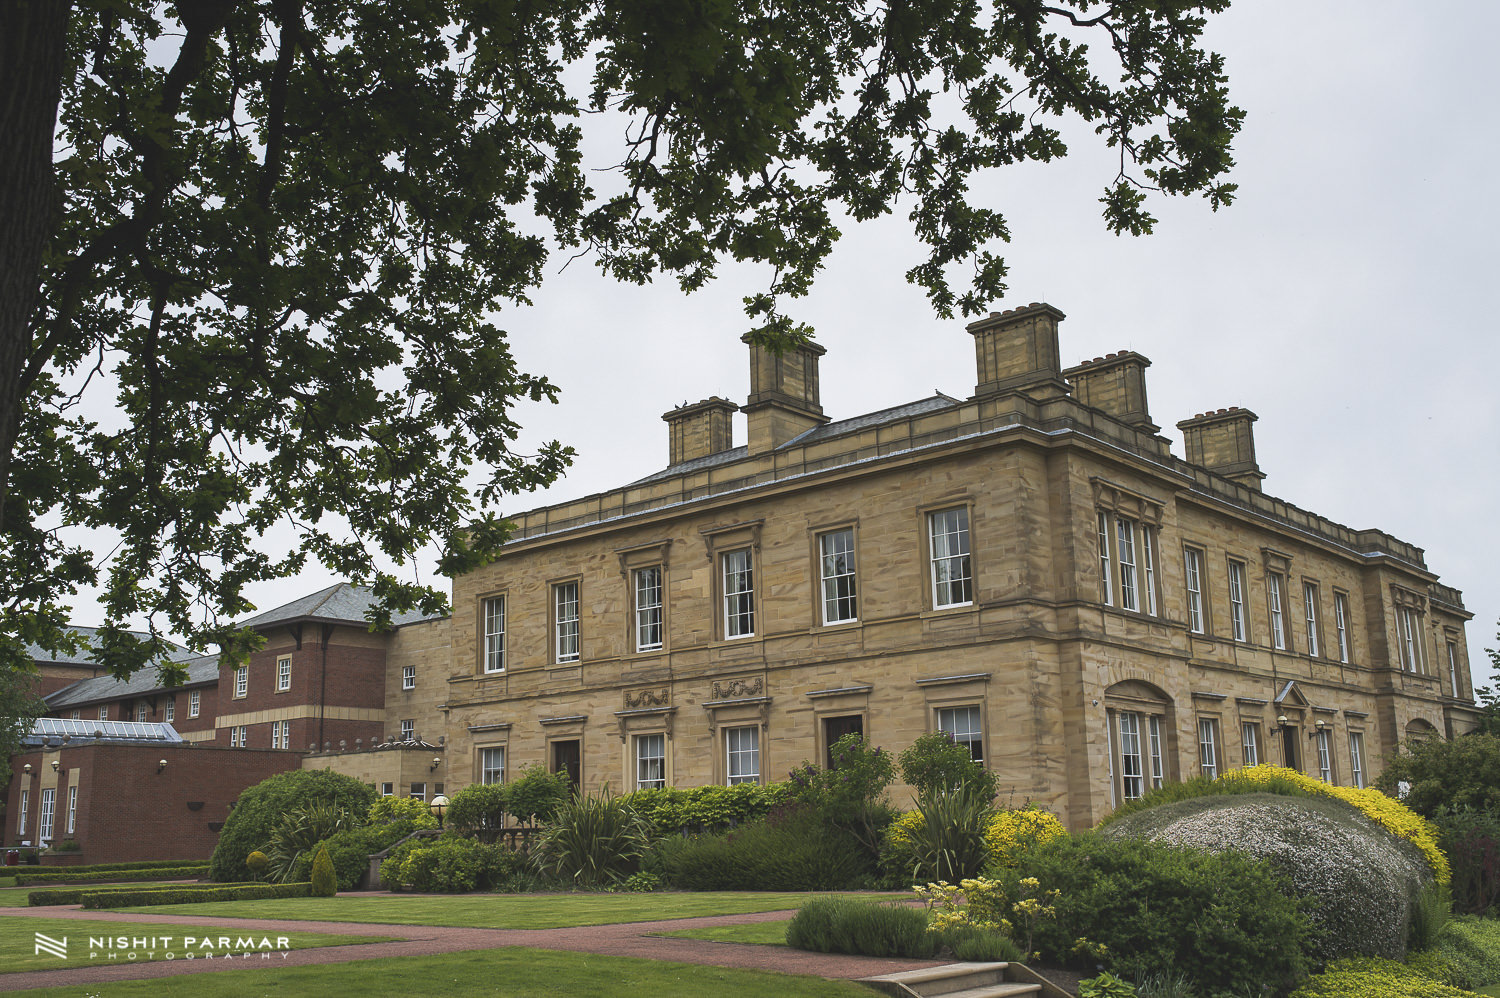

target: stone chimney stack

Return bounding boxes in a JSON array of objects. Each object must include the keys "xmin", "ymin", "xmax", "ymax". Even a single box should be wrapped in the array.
[
  {"xmin": 741, "ymin": 334, "xmax": 830, "ymax": 454},
  {"xmin": 1063, "ymin": 351, "xmax": 1160, "ymax": 432},
  {"xmin": 1176, "ymin": 408, "xmax": 1266, "ymax": 491},
  {"xmin": 663, "ymin": 397, "xmax": 736, "ymax": 466},
  {"xmin": 966, "ymin": 302, "xmax": 1072, "ymax": 402}
]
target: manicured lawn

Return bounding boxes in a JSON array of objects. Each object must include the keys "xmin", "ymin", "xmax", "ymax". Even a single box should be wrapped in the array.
[
  {"xmin": 0, "ymin": 917, "xmax": 390, "ymax": 973},
  {"xmin": 0, "ymin": 948, "xmax": 874, "ymax": 998},
  {"xmin": 653, "ymin": 920, "xmax": 790, "ymax": 946},
  {"xmin": 114, "ymin": 892, "xmax": 882, "ymax": 929},
  {"xmin": 0, "ymin": 887, "xmax": 35, "ymax": 908},
  {"xmin": 0, "ymin": 876, "xmax": 15, "ymax": 889},
  {"xmin": 1476, "ymin": 986, "xmax": 1500, "ymax": 997}
]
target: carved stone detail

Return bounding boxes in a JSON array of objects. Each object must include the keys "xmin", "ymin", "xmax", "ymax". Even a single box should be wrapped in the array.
[
  {"xmin": 712, "ymin": 677, "xmax": 764, "ymax": 700},
  {"xmin": 624, "ymin": 688, "xmax": 669, "ymax": 709}
]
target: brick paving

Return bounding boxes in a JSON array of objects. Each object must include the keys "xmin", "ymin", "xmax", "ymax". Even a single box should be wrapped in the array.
[{"xmin": 0, "ymin": 897, "xmax": 945, "ymax": 991}]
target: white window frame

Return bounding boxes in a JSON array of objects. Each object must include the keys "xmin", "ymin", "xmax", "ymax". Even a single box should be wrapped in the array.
[
  {"xmin": 165, "ymin": 698, "xmax": 174, "ymax": 723},
  {"xmin": 483, "ymin": 595, "xmax": 507, "ymax": 673},
  {"xmin": 277, "ymin": 719, "xmax": 291, "ymax": 749},
  {"xmin": 1198, "ymin": 717, "xmax": 1220, "ymax": 779},
  {"xmin": 936, "ymin": 705, "xmax": 984, "ymax": 763},
  {"xmin": 1303, "ymin": 583, "xmax": 1321, "ymax": 658},
  {"xmin": 726, "ymin": 726, "xmax": 760, "ymax": 785},
  {"xmin": 1147, "ymin": 715, "xmax": 1164, "ymax": 789},
  {"xmin": 380, "ymin": 782, "xmax": 394, "ymax": 797},
  {"xmin": 17, "ymin": 789, "xmax": 27, "ymax": 834},
  {"xmin": 229, "ymin": 725, "xmax": 241, "ymax": 748},
  {"xmin": 1334, "ymin": 592, "xmax": 1351, "ymax": 663},
  {"xmin": 929, "ymin": 507, "xmax": 973, "ymax": 609},
  {"xmin": 634, "ymin": 566, "xmax": 664, "ymax": 651},
  {"xmin": 481, "ymin": 747, "xmax": 506, "ymax": 784},
  {"xmin": 276, "ymin": 655, "xmax": 291, "ymax": 692},
  {"xmin": 39, "ymin": 788, "xmax": 55, "ymax": 844},
  {"xmin": 1117, "ymin": 518, "xmax": 1139, "ymax": 612},
  {"xmin": 402, "ymin": 664, "xmax": 416, "ymax": 690},
  {"xmin": 819, "ymin": 528, "xmax": 859, "ymax": 625},
  {"xmin": 722, "ymin": 549, "xmax": 755, "ymax": 638},
  {"xmin": 1142, "ymin": 526, "xmax": 1159, "ymax": 616},
  {"xmin": 67, "ymin": 786, "xmax": 77, "ymax": 835},
  {"xmin": 1316, "ymin": 729, "xmax": 1334, "ymax": 783},
  {"xmin": 1349, "ymin": 732, "xmax": 1365, "ymax": 788},
  {"xmin": 1184, "ymin": 548, "xmax": 1205, "ymax": 634},
  {"xmin": 635, "ymin": 733, "xmax": 666, "ymax": 790},
  {"xmin": 1242, "ymin": 722, "xmax": 1260, "ymax": 767},
  {"xmin": 189, "ymin": 689, "xmax": 200, "ymax": 717},
  {"xmin": 1397, "ymin": 606, "xmax": 1424, "ymax": 673},
  {"xmin": 1227, "ymin": 560, "xmax": 1247, "ymax": 642},
  {"xmin": 69, "ymin": 710, "xmax": 80, "ymax": 720},
  {"xmin": 1118, "ymin": 712, "xmax": 1145, "ymax": 800},
  {"xmin": 1097, "ymin": 512, "xmax": 1114, "ymax": 607},
  {"xmin": 234, "ymin": 665, "xmax": 247, "ymax": 698},
  {"xmin": 409, "ymin": 783, "xmax": 426, "ymax": 802},
  {"xmin": 1268, "ymin": 573, "xmax": 1287, "ymax": 650},
  {"xmin": 1448, "ymin": 641, "xmax": 1461, "ymax": 697},
  {"xmin": 400, "ymin": 719, "xmax": 415, "ymax": 741},
  {"xmin": 135, "ymin": 702, "xmax": 147, "ymax": 723},
  {"xmin": 554, "ymin": 582, "xmax": 581, "ymax": 662},
  {"xmin": 99, "ymin": 705, "xmax": 108, "ymax": 721}
]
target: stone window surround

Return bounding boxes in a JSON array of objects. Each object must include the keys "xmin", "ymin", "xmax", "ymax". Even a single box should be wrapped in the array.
[
  {"xmin": 919, "ymin": 499, "xmax": 975, "ymax": 612},
  {"xmin": 550, "ymin": 577, "xmax": 582, "ymax": 665},
  {"xmin": 700, "ymin": 520, "xmax": 762, "ymax": 643},
  {"xmin": 616, "ymin": 539, "xmax": 672, "ymax": 656},
  {"xmin": 810, "ymin": 519, "xmax": 860, "ymax": 629},
  {"xmin": 478, "ymin": 590, "xmax": 507, "ymax": 675}
]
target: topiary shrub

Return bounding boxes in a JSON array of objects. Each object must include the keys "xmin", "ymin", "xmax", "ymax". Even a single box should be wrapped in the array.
[
  {"xmin": 446, "ymin": 783, "xmax": 509, "ymax": 841},
  {"xmin": 986, "ymin": 805, "xmax": 1066, "ymax": 869},
  {"xmin": 1101, "ymin": 792, "xmax": 1432, "ymax": 962},
  {"xmin": 998, "ymin": 831, "xmax": 1313, "ymax": 995},
  {"xmin": 310, "ymin": 843, "xmax": 337, "ymax": 896},
  {"xmin": 245, "ymin": 850, "xmax": 269, "ymax": 880},
  {"xmin": 504, "ymin": 765, "xmax": 571, "ymax": 826},
  {"xmin": 209, "ymin": 769, "xmax": 377, "ymax": 882},
  {"xmin": 625, "ymin": 782, "xmax": 793, "ymax": 835}
]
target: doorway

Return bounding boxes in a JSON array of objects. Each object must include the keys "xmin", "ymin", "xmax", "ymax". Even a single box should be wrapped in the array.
[
  {"xmin": 823, "ymin": 715, "xmax": 865, "ymax": 769},
  {"xmin": 551, "ymin": 739, "xmax": 581, "ymax": 791},
  {"xmin": 1281, "ymin": 726, "xmax": 1299, "ymax": 771}
]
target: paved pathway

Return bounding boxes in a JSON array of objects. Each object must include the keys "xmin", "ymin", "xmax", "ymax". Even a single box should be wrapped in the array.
[{"xmin": 0, "ymin": 897, "xmax": 945, "ymax": 991}]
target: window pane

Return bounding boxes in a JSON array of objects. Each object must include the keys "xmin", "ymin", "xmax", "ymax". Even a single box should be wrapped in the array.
[
  {"xmin": 636, "ymin": 733, "xmax": 666, "ymax": 789},
  {"xmin": 1117, "ymin": 519, "xmax": 1138, "ymax": 612},
  {"xmin": 1184, "ymin": 550, "xmax": 1204, "ymax": 633},
  {"xmin": 1198, "ymin": 718, "xmax": 1219, "ymax": 779},
  {"xmin": 485, "ymin": 596, "xmax": 507, "ymax": 672},
  {"xmin": 727, "ymin": 726, "xmax": 760, "ymax": 785},
  {"xmin": 482, "ymin": 747, "xmax": 506, "ymax": 785},
  {"xmin": 930, "ymin": 508, "xmax": 973, "ymax": 608},
  {"xmin": 635, "ymin": 567, "xmax": 664, "ymax": 651},
  {"xmin": 820, "ymin": 529, "xmax": 858, "ymax": 624},
  {"xmin": 937, "ymin": 705, "xmax": 984, "ymax": 763},
  {"xmin": 555, "ymin": 584, "xmax": 580, "ymax": 662},
  {"xmin": 1304, "ymin": 584, "xmax": 1320, "ymax": 658},
  {"xmin": 1119, "ymin": 713, "xmax": 1144, "ymax": 800},
  {"xmin": 1269, "ymin": 574, "xmax": 1286, "ymax": 649},
  {"xmin": 1228, "ymin": 561, "xmax": 1246, "ymax": 642},
  {"xmin": 723, "ymin": 549, "xmax": 755, "ymax": 638}
]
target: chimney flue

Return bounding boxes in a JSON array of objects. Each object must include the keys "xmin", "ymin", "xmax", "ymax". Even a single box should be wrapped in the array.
[
  {"xmin": 966, "ymin": 302, "xmax": 1071, "ymax": 402},
  {"xmin": 741, "ymin": 334, "xmax": 829, "ymax": 454},
  {"xmin": 1063, "ymin": 351, "xmax": 1159, "ymax": 432},
  {"xmin": 1177, "ymin": 407, "xmax": 1265, "ymax": 491},
  {"xmin": 663, "ymin": 397, "xmax": 736, "ymax": 466}
]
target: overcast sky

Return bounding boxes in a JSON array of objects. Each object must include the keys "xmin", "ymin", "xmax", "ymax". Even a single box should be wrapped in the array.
[{"xmin": 65, "ymin": 2, "xmax": 1500, "ymax": 684}]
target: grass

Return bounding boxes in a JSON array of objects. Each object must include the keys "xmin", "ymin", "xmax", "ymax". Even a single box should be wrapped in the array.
[
  {"xmin": 0, "ymin": 887, "xmax": 35, "ymax": 908},
  {"xmin": 112, "ymin": 891, "xmax": 878, "ymax": 929},
  {"xmin": 653, "ymin": 920, "xmax": 790, "ymax": 946},
  {"xmin": 1478, "ymin": 987, "xmax": 1500, "ymax": 997},
  {"xmin": 0, "ymin": 947, "xmax": 874, "ymax": 997},
  {"xmin": 0, "ymin": 916, "xmax": 390, "ymax": 973},
  {"xmin": 0, "ymin": 876, "xmax": 15, "ymax": 889}
]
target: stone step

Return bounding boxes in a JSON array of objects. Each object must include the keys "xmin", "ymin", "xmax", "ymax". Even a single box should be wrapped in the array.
[
  {"xmin": 860, "ymin": 962, "xmax": 1014, "ymax": 998},
  {"xmin": 937, "ymin": 985, "xmax": 1040, "ymax": 998}
]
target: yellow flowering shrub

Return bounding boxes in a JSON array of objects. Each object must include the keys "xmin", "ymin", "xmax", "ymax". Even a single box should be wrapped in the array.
[
  {"xmin": 914, "ymin": 877, "xmax": 1011, "ymax": 932},
  {"xmin": 1291, "ymin": 957, "xmax": 1481, "ymax": 998},
  {"xmin": 1222, "ymin": 766, "xmax": 1449, "ymax": 883},
  {"xmin": 886, "ymin": 809, "xmax": 925, "ymax": 851},
  {"xmin": 985, "ymin": 807, "xmax": 1066, "ymax": 868}
]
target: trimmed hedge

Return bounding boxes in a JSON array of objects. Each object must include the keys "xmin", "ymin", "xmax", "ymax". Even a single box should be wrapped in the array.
[
  {"xmin": 81, "ymin": 883, "xmax": 315, "ymax": 909},
  {"xmin": 1290, "ymin": 957, "xmax": 1479, "ymax": 998},
  {"xmin": 24, "ymin": 859, "xmax": 201, "ymax": 875},
  {"xmin": 15, "ymin": 865, "xmax": 209, "ymax": 885},
  {"xmin": 210, "ymin": 769, "xmax": 376, "ymax": 882},
  {"xmin": 625, "ymin": 782, "xmax": 793, "ymax": 835},
  {"xmin": 785, "ymin": 896, "xmax": 938, "ymax": 958},
  {"xmin": 651, "ymin": 808, "xmax": 871, "ymax": 890},
  {"xmin": 29, "ymin": 882, "xmax": 261, "ymax": 906}
]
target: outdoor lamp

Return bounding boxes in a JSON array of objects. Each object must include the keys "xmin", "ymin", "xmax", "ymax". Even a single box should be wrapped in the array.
[
  {"xmin": 50, "ymin": 760, "xmax": 59, "ymax": 772},
  {"xmin": 430, "ymin": 794, "xmax": 449, "ymax": 830},
  {"xmin": 22, "ymin": 763, "xmax": 31, "ymax": 775},
  {"xmin": 1276, "ymin": 714, "xmax": 1290, "ymax": 728},
  {"xmin": 430, "ymin": 756, "xmax": 442, "ymax": 771},
  {"xmin": 157, "ymin": 759, "xmax": 168, "ymax": 773}
]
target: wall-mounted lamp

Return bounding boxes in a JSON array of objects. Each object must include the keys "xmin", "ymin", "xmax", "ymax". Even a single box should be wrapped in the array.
[
  {"xmin": 1276, "ymin": 714, "xmax": 1290, "ymax": 729},
  {"xmin": 1314, "ymin": 718, "xmax": 1326, "ymax": 730},
  {"xmin": 429, "ymin": 756, "xmax": 442, "ymax": 771},
  {"xmin": 22, "ymin": 763, "xmax": 32, "ymax": 775},
  {"xmin": 50, "ymin": 760, "xmax": 59, "ymax": 772},
  {"xmin": 156, "ymin": 759, "xmax": 168, "ymax": 773}
]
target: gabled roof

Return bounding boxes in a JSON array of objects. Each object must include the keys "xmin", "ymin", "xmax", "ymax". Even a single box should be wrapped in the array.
[
  {"xmin": 25, "ymin": 625, "xmax": 185, "ymax": 668},
  {"xmin": 237, "ymin": 582, "xmax": 445, "ymax": 630},
  {"xmin": 44, "ymin": 655, "xmax": 220, "ymax": 709},
  {"xmin": 629, "ymin": 393, "xmax": 960, "ymax": 487}
]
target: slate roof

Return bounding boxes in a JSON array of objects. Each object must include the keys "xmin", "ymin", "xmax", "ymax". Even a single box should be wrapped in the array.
[
  {"xmin": 629, "ymin": 393, "xmax": 960, "ymax": 486},
  {"xmin": 25, "ymin": 625, "xmax": 186, "ymax": 668},
  {"xmin": 44, "ymin": 654, "xmax": 220, "ymax": 709},
  {"xmin": 237, "ymin": 582, "xmax": 445, "ymax": 630}
]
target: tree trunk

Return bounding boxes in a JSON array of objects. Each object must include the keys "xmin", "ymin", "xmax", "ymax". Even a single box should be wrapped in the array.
[{"xmin": 0, "ymin": 0, "xmax": 67, "ymax": 534}]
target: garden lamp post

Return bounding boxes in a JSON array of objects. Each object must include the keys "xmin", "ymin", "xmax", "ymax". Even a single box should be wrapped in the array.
[{"xmin": 430, "ymin": 794, "xmax": 449, "ymax": 830}]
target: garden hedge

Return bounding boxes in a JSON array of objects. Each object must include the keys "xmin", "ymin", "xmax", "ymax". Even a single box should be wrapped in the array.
[
  {"xmin": 20, "ymin": 859, "xmax": 201, "ymax": 875},
  {"xmin": 625, "ymin": 782, "xmax": 793, "ymax": 834},
  {"xmin": 29, "ymin": 882, "xmax": 261, "ymax": 906},
  {"xmin": 80, "ymin": 883, "xmax": 314, "ymax": 909},
  {"xmin": 15, "ymin": 865, "xmax": 209, "ymax": 886},
  {"xmin": 209, "ymin": 768, "xmax": 376, "ymax": 882}
]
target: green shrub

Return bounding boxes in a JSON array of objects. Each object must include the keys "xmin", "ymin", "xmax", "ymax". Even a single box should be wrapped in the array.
[
  {"xmin": 904, "ymin": 784, "xmax": 993, "ymax": 882},
  {"xmin": 940, "ymin": 925, "xmax": 1024, "ymax": 962},
  {"xmin": 787, "ymin": 734, "xmax": 896, "ymax": 860},
  {"xmin": 446, "ymin": 783, "xmax": 509, "ymax": 840},
  {"xmin": 1375, "ymin": 733, "xmax": 1500, "ymax": 819},
  {"xmin": 387, "ymin": 836, "xmax": 508, "ymax": 893},
  {"xmin": 898, "ymin": 731, "xmax": 998, "ymax": 804},
  {"xmin": 999, "ymin": 832, "xmax": 1313, "ymax": 995},
  {"xmin": 504, "ymin": 765, "xmax": 571, "ymax": 826},
  {"xmin": 619, "ymin": 871, "xmax": 663, "ymax": 892},
  {"xmin": 535, "ymin": 789, "xmax": 650, "ymax": 888},
  {"xmin": 310, "ymin": 843, "xmax": 337, "ymax": 896},
  {"xmin": 14, "ymin": 859, "xmax": 197, "ymax": 875},
  {"xmin": 15, "ymin": 864, "xmax": 208, "ymax": 885},
  {"xmin": 28, "ymin": 883, "xmax": 260, "ymax": 906},
  {"xmin": 784, "ymin": 896, "xmax": 937, "ymax": 958},
  {"xmin": 51, "ymin": 839, "xmax": 81, "ymax": 852},
  {"xmin": 1435, "ymin": 807, "xmax": 1500, "ymax": 916},
  {"xmin": 1409, "ymin": 881, "xmax": 1453, "ymax": 952},
  {"xmin": 367, "ymin": 795, "xmax": 438, "ymax": 828},
  {"xmin": 1079, "ymin": 973, "xmax": 1138, "ymax": 998},
  {"xmin": 625, "ymin": 782, "xmax": 793, "ymax": 835},
  {"xmin": 210, "ymin": 769, "xmax": 376, "ymax": 882},
  {"xmin": 80, "ymin": 883, "xmax": 314, "ymax": 909},
  {"xmin": 290, "ymin": 820, "xmax": 420, "ymax": 890},
  {"xmin": 246, "ymin": 850, "xmax": 269, "ymax": 879},
  {"xmin": 1132, "ymin": 971, "xmax": 1202, "ymax": 998},
  {"xmin": 1290, "ymin": 957, "xmax": 1479, "ymax": 998},
  {"xmin": 268, "ymin": 801, "xmax": 357, "ymax": 883},
  {"xmin": 1101, "ymin": 792, "xmax": 1430, "ymax": 962},
  {"xmin": 652, "ymin": 807, "xmax": 869, "ymax": 891},
  {"xmin": 1410, "ymin": 917, "xmax": 1500, "ymax": 992}
]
